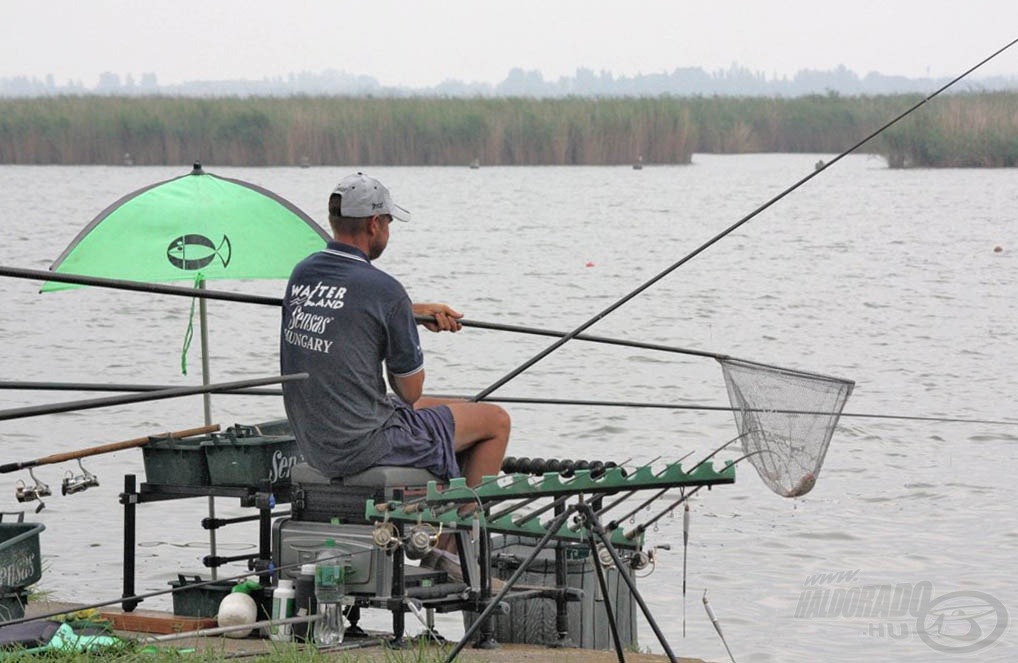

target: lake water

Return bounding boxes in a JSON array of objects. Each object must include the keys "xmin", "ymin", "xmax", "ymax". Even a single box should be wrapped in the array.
[{"xmin": 1, "ymin": 156, "xmax": 1016, "ymax": 661}]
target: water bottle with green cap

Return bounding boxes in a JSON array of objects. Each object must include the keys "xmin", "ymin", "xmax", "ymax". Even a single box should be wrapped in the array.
[{"xmin": 314, "ymin": 539, "xmax": 346, "ymax": 646}]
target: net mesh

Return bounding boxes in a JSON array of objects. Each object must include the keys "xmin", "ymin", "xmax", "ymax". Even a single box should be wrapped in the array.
[{"xmin": 719, "ymin": 358, "xmax": 854, "ymax": 497}]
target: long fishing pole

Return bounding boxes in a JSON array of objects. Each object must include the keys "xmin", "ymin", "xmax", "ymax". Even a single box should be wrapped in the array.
[
  {"xmin": 0, "ymin": 380, "xmax": 282, "ymax": 396},
  {"xmin": 468, "ymin": 36, "xmax": 1018, "ymax": 403},
  {"xmin": 430, "ymin": 394, "xmax": 1018, "ymax": 427},
  {"xmin": 0, "ymin": 264, "xmax": 730, "ymax": 361},
  {"xmin": 0, "ymin": 373, "xmax": 306, "ymax": 422},
  {"xmin": 0, "ymin": 424, "xmax": 219, "ymax": 474},
  {"xmin": 6, "ymin": 379, "xmax": 1009, "ymax": 426}
]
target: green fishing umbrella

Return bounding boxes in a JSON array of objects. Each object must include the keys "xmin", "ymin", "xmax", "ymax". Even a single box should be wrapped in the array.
[
  {"xmin": 46, "ymin": 162, "xmax": 328, "ymax": 289},
  {"xmin": 43, "ymin": 162, "xmax": 328, "ymax": 578}
]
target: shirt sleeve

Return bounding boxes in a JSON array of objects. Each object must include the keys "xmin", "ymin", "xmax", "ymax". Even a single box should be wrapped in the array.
[{"xmin": 384, "ymin": 294, "xmax": 424, "ymax": 376}]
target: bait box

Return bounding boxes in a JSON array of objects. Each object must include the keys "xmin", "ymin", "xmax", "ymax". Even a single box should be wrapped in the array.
[
  {"xmin": 169, "ymin": 575, "xmax": 270, "ymax": 619},
  {"xmin": 141, "ymin": 437, "xmax": 211, "ymax": 487},
  {"xmin": 202, "ymin": 422, "xmax": 302, "ymax": 488}
]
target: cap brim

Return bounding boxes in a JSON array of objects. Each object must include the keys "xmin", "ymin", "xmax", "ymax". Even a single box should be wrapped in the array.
[{"xmin": 391, "ymin": 203, "xmax": 411, "ymax": 222}]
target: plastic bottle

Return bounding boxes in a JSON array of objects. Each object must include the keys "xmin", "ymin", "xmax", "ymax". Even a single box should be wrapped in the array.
[
  {"xmin": 313, "ymin": 539, "xmax": 346, "ymax": 646},
  {"xmin": 292, "ymin": 563, "xmax": 317, "ymax": 643},
  {"xmin": 269, "ymin": 578, "xmax": 295, "ymax": 641}
]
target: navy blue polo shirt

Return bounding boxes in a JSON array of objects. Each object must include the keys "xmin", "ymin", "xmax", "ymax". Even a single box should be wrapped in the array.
[{"xmin": 280, "ymin": 241, "xmax": 423, "ymax": 477}]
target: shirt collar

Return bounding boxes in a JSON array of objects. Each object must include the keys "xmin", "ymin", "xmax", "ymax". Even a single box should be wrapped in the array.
[{"xmin": 325, "ymin": 240, "xmax": 370, "ymax": 263}]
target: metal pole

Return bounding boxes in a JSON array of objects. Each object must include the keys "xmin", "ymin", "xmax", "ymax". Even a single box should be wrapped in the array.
[{"xmin": 198, "ymin": 279, "xmax": 217, "ymax": 580}]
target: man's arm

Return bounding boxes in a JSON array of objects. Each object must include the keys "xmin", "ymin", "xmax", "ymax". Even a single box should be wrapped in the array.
[
  {"xmin": 413, "ymin": 302, "xmax": 463, "ymax": 332},
  {"xmin": 388, "ymin": 368, "xmax": 425, "ymax": 405}
]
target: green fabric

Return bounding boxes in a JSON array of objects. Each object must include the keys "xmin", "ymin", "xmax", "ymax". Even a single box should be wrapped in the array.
[{"xmin": 44, "ymin": 168, "xmax": 328, "ymax": 290}]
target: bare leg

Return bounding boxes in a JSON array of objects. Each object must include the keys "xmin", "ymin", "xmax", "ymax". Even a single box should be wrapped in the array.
[{"xmin": 415, "ymin": 397, "xmax": 510, "ymax": 555}]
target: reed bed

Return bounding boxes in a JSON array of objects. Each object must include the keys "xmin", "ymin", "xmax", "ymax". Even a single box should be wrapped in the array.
[{"xmin": 0, "ymin": 93, "xmax": 1015, "ymax": 167}]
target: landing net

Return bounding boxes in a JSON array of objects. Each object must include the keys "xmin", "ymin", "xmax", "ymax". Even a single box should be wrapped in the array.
[{"xmin": 719, "ymin": 358, "xmax": 854, "ymax": 497}]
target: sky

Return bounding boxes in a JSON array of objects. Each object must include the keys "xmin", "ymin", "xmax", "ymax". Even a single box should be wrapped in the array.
[{"xmin": 3, "ymin": 1, "xmax": 1017, "ymax": 88}]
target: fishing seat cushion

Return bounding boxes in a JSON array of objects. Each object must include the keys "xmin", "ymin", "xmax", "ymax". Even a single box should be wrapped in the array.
[{"xmin": 291, "ymin": 462, "xmax": 441, "ymax": 488}]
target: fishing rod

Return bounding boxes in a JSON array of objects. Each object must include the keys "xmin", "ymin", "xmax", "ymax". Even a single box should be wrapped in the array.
[
  {"xmin": 1, "ymin": 264, "xmax": 736, "ymax": 362},
  {"xmin": 0, "ymin": 373, "xmax": 306, "ymax": 422},
  {"xmin": 468, "ymin": 36, "xmax": 1018, "ymax": 403},
  {"xmin": 0, "ymin": 380, "xmax": 283, "ymax": 396},
  {"xmin": 0, "ymin": 424, "xmax": 219, "ymax": 474},
  {"xmin": 8, "ymin": 377, "xmax": 1007, "ymax": 427},
  {"xmin": 430, "ymin": 394, "xmax": 1018, "ymax": 427}
]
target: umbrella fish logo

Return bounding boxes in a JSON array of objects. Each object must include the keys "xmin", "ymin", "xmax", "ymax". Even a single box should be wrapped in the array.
[{"xmin": 166, "ymin": 234, "xmax": 232, "ymax": 271}]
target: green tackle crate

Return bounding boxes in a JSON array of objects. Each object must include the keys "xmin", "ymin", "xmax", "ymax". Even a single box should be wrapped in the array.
[
  {"xmin": 0, "ymin": 521, "xmax": 45, "ymax": 593},
  {"xmin": 169, "ymin": 575, "xmax": 270, "ymax": 619},
  {"xmin": 202, "ymin": 422, "xmax": 303, "ymax": 488},
  {"xmin": 141, "ymin": 437, "xmax": 211, "ymax": 487}
]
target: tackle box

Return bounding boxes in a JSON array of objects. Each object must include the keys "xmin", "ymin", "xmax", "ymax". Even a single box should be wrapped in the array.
[
  {"xmin": 202, "ymin": 421, "xmax": 303, "ymax": 488},
  {"xmin": 141, "ymin": 437, "xmax": 210, "ymax": 486},
  {"xmin": 0, "ymin": 521, "xmax": 45, "ymax": 593},
  {"xmin": 169, "ymin": 575, "xmax": 270, "ymax": 619}
]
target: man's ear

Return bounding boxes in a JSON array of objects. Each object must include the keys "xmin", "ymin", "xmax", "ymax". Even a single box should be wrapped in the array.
[{"xmin": 366, "ymin": 215, "xmax": 382, "ymax": 235}]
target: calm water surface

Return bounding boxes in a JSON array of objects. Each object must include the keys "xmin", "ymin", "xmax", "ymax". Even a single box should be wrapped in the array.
[{"xmin": 1, "ymin": 156, "xmax": 1016, "ymax": 661}]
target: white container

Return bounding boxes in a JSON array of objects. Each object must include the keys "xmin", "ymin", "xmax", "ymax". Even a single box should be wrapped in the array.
[{"xmin": 269, "ymin": 579, "xmax": 296, "ymax": 641}]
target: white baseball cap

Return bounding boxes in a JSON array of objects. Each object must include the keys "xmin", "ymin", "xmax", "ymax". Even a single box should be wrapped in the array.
[{"xmin": 331, "ymin": 172, "xmax": 411, "ymax": 222}]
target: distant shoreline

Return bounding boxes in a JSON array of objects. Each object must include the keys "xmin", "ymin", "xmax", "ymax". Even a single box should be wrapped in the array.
[{"xmin": 1, "ymin": 93, "xmax": 1015, "ymax": 168}]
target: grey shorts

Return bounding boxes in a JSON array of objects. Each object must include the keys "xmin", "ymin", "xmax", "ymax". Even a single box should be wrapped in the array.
[{"xmin": 377, "ymin": 398, "xmax": 461, "ymax": 480}]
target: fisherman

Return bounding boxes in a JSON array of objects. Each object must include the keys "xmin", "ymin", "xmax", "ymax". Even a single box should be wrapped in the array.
[{"xmin": 280, "ymin": 171, "xmax": 510, "ymax": 501}]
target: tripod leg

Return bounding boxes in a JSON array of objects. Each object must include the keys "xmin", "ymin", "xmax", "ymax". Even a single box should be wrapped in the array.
[
  {"xmin": 587, "ymin": 530, "xmax": 626, "ymax": 663},
  {"xmin": 577, "ymin": 501, "xmax": 678, "ymax": 663},
  {"xmin": 444, "ymin": 505, "xmax": 574, "ymax": 663}
]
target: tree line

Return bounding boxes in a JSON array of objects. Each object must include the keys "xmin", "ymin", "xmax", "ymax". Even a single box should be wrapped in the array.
[{"xmin": 1, "ymin": 93, "xmax": 1015, "ymax": 168}]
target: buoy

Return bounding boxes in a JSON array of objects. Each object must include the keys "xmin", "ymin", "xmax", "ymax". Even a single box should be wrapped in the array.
[
  {"xmin": 585, "ymin": 261, "xmax": 595, "ymax": 267},
  {"xmin": 218, "ymin": 591, "xmax": 258, "ymax": 638},
  {"xmin": 994, "ymin": 246, "xmax": 1003, "ymax": 253}
]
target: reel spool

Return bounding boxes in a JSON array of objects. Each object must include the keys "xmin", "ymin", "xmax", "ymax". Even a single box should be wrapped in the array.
[
  {"xmin": 372, "ymin": 521, "xmax": 400, "ymax": 552},
  {"xmin": 62, "ymin": 460, "xmax": 99, "ymax": 495},
  {"xmin": 15, "ymin": 469, "xmax": 51, "ymax": 513},
  {"xmin": 403, "ymin": 523, "xmax": 440, "ymax": 560}
]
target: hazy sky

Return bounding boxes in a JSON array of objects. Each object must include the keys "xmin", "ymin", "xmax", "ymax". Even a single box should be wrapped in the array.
[{"xmin": 4, "ymin": 1, "xmax": 1017, "ymax": 88}]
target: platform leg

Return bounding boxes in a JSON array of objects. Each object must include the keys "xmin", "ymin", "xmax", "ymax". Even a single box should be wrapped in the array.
[
  {"xmin": 550, "ymin": 500, "xmax": 576, "ymax": 648},
  {"xmin": 120, "ymin": 474, "xmax": 139, "ymax": 612}
]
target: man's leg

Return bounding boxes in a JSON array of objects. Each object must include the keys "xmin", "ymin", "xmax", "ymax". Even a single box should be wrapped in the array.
[
  {"xmin": 415, "ymin": 398, "xmax": 510, "ymax": 560},
  {"xmin": 414, "ymin": 398, "xmax": 510, "ymax": 487}
]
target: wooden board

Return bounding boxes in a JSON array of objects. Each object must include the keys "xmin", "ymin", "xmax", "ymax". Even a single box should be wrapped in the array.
[{"xmin": 99, "ymin": 608, "xmax": 218, "ymax": 634}]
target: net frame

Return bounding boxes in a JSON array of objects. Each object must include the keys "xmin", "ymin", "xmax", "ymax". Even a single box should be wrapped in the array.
[{"xmin": 719, "ymin": 358, "xmax": 854, "ymax": 497}]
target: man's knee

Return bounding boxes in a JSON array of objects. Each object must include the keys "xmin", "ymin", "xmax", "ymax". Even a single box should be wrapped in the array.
[{"xmin": 486, "ymin": 404, "xmax": 511, "ymax": 439}]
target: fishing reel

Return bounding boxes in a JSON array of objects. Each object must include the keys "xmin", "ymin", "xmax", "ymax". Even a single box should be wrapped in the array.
[
  {"xmin": 62, "ymin": 460, "xmax": 99, "ymax": 495},
  {"xmin": 403, "ymin": 522, "xmax": 442, "ymax": 561},
  {"xmin": 372, "ymin": 520, "xmax": 400, "ymax": 553},
  {"xmin": 630, "ymin": 543, "xmax": 671, "ymax": 573},
  {"xmin": 15, "ymin": 469, "xmax": 51, "ymax": 513}
]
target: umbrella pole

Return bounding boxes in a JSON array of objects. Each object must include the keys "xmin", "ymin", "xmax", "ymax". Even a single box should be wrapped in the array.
[{"xmin": 198, "ymin": 279, "xmax": 219, "ymax": 580}]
